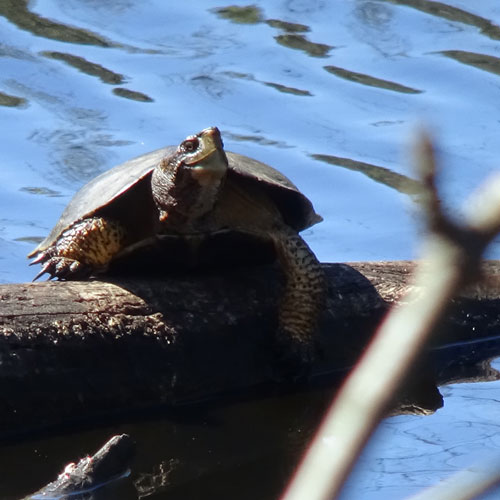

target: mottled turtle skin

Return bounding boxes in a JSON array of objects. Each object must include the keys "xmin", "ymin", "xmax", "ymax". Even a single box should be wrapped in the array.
[{"xmin": 29, "ymin": 127, "xmax": 325, "ymax": 368}]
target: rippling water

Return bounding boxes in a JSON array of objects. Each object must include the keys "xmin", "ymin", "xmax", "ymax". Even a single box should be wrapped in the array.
[
  {"xmin": 2, "ymin": 1, "xmax": 500, "ymax": 498},
  {"xmin": 3, "ymin": 0, "xmax": 500, "ymax": 283}
]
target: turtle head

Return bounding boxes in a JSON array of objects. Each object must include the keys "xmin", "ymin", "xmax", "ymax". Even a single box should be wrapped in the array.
[{"xmin": 152, "ymin": 127, "xmax": 228, "ymax": 227}]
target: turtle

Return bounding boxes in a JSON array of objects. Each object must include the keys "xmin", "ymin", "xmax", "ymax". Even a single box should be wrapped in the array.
[{"xmin": 29, "ymin": 127, "xmax": 325, "ymax": 366}]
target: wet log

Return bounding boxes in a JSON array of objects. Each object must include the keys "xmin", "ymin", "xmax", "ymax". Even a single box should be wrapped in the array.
[{"xmin": 1, "ymin": 260, "xmax": 500, "ymax": 439}]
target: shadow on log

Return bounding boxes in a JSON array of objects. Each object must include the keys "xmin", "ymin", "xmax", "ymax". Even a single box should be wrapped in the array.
[{"xmin": 1, "ymin": 261, "xmax": 500, "ymax": 440}]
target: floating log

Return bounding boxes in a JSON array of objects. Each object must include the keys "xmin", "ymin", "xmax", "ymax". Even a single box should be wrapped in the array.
[{"xmin": 1, "ymin": 261, "xmax": 500, "ymax": 439}]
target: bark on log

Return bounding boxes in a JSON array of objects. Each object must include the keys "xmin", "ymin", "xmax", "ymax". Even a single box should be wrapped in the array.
[{"xmin": 1, "ymin": 260, "xmax": 500, "ymax": 439}]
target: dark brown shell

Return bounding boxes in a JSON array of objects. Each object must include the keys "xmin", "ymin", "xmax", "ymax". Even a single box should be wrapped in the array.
[{"xmin": 29, "ymin": 147, "xmax": 321, "ymax": 257}]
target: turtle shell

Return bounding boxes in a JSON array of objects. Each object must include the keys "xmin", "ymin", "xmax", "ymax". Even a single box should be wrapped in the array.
[{"xmin": 29, "ymin": 147, "xmax": 321, "ymax": 258}]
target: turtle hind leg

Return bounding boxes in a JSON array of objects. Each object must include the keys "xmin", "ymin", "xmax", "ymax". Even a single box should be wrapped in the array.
[
  {"xmin": 272, "ymin": 229, "xmax": 325, "ymax": 379},
  {"xmin": 31, "ymin": 217, "xmax": 126, "ymax": 280}
]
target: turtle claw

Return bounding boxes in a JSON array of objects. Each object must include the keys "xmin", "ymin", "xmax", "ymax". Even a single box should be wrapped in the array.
[
  {"xmin": 29, "ymin": 252, "xmax": 47, "ymax": 266},
  {"xmin": 31, "ymin": 255, "xmax": 88, "ymax": 281},
  {"xmin": 32, "ymin": 266, "xmax": 51, "ymax": 282},
  {"xmin": 31, "ymin": 252, "xmax": 52, "ymax": 281}
]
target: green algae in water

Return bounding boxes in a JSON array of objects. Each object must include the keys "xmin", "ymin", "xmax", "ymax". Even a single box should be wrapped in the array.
[
  {"xmin": 0, "ymin": 91, "xmax": 27, "ymax": 107},
  {"xmin": 263, "ymin": 81, "xmax": 312, "ymax": 96},
  {"xmin": 41, "ymin": 51, "xmax": 125, "ymax": 85},
  {"xmin": 0, "ymin": 0, "xmax": 115, "ymax": 47},
  {"xmin": 324, "ymin": 65, "xmax": 422, "ymax": 94},
  {"xmin": 265, "ymin": 19, "xmax": 310, "ymax": 33},
  {"xmin": 112, "ymin": 88, "xmax": 154, "ymax": 102},
  {"xmin": 275, "ymin": 34, "xmax": 332, "ymax": 58},
  {"xmin": 213, "ymin": 5, "xmax": 263, "ymax": 24},
  {"xmin": 223, "ymin": 71, "xmax": 311, "ymax": 96},
  {"xmin": 439, "ymin": 50, "xmax": 500, "ymax": 77},
  {"xmin": 20, "ymin": 186, "xmax": 62, "ymax": 197},
  {"xmin": 311, "ymin": 153, "xmax": 424, "ymax": 197}
]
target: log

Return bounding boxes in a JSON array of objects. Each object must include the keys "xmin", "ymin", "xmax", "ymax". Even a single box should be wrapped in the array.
[
  {"xmin": 1, "ymin": 260, "xmax": 500, "ymax": 439},
  {"xmin": 24, "ymin": 434, "xmax": 136, "ymax": 500}
]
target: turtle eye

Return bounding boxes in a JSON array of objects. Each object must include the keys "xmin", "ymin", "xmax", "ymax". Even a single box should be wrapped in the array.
[{"xmin": 182, "ymin": 138, "xmax": 199, "ymax": 153}]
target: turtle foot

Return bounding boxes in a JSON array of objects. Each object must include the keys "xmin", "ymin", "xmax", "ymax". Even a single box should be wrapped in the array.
[
  {"xmin": 32, "ymin": 254, "xmax": 90, "ymax": 281},
  {"xmin": 272, "ymin": 329, "xmax": 316, "ymax": 382}
]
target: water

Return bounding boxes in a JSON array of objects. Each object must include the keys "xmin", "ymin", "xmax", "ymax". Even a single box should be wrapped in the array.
[
  {"xmin": 5, "ymin": 0, "xmax": 500, "ymax": 283},
  {"xmin": 2, "ymin": 0, "xmax": 500, "ymax": 498},
  {"xmin": 342, "ymin": 357, "xmax": 500, "ymax": 499}
]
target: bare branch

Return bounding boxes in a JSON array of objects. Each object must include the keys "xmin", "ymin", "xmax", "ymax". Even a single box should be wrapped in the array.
[
  {"xmin": 415, "ymin": 130, "xmax": 456, "ymax": 239},
  {"xmin": 465, "ymin": 174, "xmax": 500, "ymax": 238},
  {"xmin": 406, "ymin": 456, "xmax": 500, "ymax": 500},
  {"xmin": 281, "ymin": 133, "xmax": 500, "ymax": 500}
]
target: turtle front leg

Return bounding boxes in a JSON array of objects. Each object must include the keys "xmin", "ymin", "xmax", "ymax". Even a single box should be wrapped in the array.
[
  {"xmin": 32, "ymin": 254, "xmax": 89, "ymax": 281},
  {"xmin": 32, "ymin": 217, "xmax": 126, "ymax": 280},
  {"xmin": 272, "ymin": 229, "xmax": 325, "ymax": 377}
]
